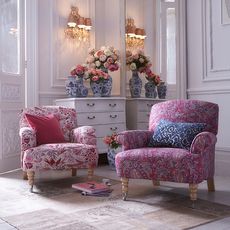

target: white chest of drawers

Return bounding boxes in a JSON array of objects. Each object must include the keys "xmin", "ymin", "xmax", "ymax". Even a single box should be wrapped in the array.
[
  {"xmin": 126, "ymin": 98, "xmax": 165, "ymax": 130},
  {"xmin": 54, "ymin": 97, "xmax": 126, "ymax": 154}
]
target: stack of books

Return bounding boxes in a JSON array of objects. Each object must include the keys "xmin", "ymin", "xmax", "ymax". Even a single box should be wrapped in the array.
[{"xmin": 72, "ymin": 181, "xmax": 112, "ymax": 197}]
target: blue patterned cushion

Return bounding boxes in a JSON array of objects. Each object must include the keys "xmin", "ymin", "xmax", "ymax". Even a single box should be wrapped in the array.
[{"xmin": 149, "ymin": 120, "xmax": 206, "ymax": 150}]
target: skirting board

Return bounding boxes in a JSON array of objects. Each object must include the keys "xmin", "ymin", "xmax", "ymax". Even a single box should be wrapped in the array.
[{"xmin": 215, "ymin": 149, "xmax": 230, "ymax": 177}]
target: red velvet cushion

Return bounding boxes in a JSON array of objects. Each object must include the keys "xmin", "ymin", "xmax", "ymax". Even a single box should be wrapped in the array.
[{"xmin": 25, "ymin": 113, "xmax": 65, "ymax": 145}]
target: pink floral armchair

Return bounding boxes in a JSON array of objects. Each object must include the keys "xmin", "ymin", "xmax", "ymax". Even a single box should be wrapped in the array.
[
  {"xmin": 19, "ymin": 106, "xmax": 98, "ymax": 191},
  {"xmin": 115, "ymin": 100, "xmax": 219, "ymax": 202}
]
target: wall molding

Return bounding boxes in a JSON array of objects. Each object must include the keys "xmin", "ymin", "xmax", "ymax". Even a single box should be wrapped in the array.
[
  {"xmin": 1, "ymin": 109, "xmax": 20, "ymax": 159},
  {"xmin": 202, "ymin": 0, "xmax": 230, "ymax": 82},
  {"xmin": 187, "ymin": 87, "xmax": 230, "ymax": 95},
  {"xmin": 51, "ymin": 0, "xmax": 96, "ymax": 89}
]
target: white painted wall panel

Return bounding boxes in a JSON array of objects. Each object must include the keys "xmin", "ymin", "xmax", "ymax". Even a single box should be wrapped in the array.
[{"xmin": 187, "ymin": 0, "xmax": 230, "ymax": 176}]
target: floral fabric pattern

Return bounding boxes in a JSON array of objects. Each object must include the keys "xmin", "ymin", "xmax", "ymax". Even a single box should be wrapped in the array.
[
  {"xmin": 19, "ymin": 106, "xmax": 98, "ymax": 171},
  {"xmin": 115, "ymin": 99, "xmax": 219, "ymax": 185}
]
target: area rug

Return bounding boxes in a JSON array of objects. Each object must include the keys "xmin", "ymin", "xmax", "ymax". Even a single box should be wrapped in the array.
[{"xmin": 0, "ymin": 170, "xmax": 230, "ymax": 230}]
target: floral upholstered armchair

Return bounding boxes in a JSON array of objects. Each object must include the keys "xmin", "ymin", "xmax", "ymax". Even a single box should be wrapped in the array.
[
  {"xmin": 115, "ymin": 100, "xmax": 219, "ymax": 202},
  {"xmin": 19, "ymin": 106, "xmax": 98, "ymax": 191}
]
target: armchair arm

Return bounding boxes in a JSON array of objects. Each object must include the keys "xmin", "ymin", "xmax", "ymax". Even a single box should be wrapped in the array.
[
  {"xmin": 190, "ymin": 131, "xmax": 217, "ymax": 155},
  {"xmin": 72, "ymin": 126, "xmax": 97, "ymax": 145},
  {"xmin": 190, "ymin": 131, "xmax": 217, "ymax": 178},
  {"xmin": 19, "ymin": 127, "xmax": 37, "ymax": 151},
  {"xmin": 117, "ymin": 130, "xmax": 152, "ymax": 151}
]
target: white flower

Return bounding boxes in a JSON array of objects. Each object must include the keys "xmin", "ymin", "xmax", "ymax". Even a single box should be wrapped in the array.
[
  {"xmin": 104, "ymin": 48, "xmax": 113, "ymax": 57},
  {"xmin": 99, "ymin": 55, "xmax": 107, "ymax": 62},
  {"xmin": 139, "ymin": 58, "xmax": 144, "ymax": 63},
  {"xmin": 130, "ymin": 63, "xmax": 137, "ymax": 70},
  {"xmin": 95, "ymin": 60, "xmax": 101, "ymax": 67}
]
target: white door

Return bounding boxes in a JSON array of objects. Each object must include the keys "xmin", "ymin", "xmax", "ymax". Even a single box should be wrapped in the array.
[{"xmin": 0, "ymin": 0, "xmax": 25, "ymax": 172}]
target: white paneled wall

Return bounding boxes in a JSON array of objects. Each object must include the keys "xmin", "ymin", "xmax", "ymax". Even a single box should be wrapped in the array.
[{"xmin": 187, "ymin": 0, "xmax": 230, "ymax": 176}]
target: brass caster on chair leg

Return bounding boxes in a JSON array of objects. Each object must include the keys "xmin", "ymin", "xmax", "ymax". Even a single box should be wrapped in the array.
[{"xmin": 122, "ymin": 193, "xmax": 127, "ymax": 201}]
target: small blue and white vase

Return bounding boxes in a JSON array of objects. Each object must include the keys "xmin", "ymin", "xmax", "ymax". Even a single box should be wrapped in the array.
[
  {"xmin": 129, "ymin": 71, "xmax": 142, "ymax": 98},
  {"xmin": 75, "ymin": 75, "xmax": 88, "ymax": 97},
  {"xmin": 107, "ymin": 147, "xmax": 122, "ymax": 170},
  {"xmin": 145, "ymin": 81, "xmax": 158, "ymax": 98},
  {"xmin": 65, "ymin": 76, "xmax": 77, "ymax": 97},
  {"xmin": 157, "ymin": 82, "xmax": 167, "ymax": 99}
]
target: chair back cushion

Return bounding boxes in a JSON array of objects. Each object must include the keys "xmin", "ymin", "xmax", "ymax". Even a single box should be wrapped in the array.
[
  {"xmin": 148, "ymin": 119, "xmax": 206, "ymax": 150},
  {"xmin": 20, "ymin": 106, "xmax": 77, "ymax": 142},
  {"xmin": 149, "ymin": 100, "xmax": 219, "ymax": 135},
  {"xmin": 25, "ymin": 113, "xmax": 66, "ymax": 145}
]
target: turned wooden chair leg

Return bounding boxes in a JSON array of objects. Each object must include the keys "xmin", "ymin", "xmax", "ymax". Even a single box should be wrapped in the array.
[
  {"xmin": 87, "ymin": 168, "xmax": 94, "ymax": 180},
  {"xmin": 189, "ymin": 184, "xmax": 198, "ymax": 208},
  {"xmin": 152, "ymin": 180, "xmax": 160, "ymax": 187},
  {"xmin": 121, "ymin": 177, "xmax": 129, "ymax": 201},
  {"xmin": 27, "ymin": 171, "xmax": 35, "ymax": 192},
  {"xmin": 207, "ymin": 178, "xmax": 215, "ymax": 192},
  {"xmin": 71, "ymin": 168, "xmax": 77, "ymax": 177},
  {"xmin": 23, "ymin": 171, "xmax": 28, "ymax": 180}
]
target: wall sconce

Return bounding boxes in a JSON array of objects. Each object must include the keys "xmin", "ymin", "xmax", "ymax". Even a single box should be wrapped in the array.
[
  {"xmin": 125, "ymin": 18, "xmax": 146, "ymax": 50},
  {"xmin": 65, "ymin": 6, "xmax": 92, "ymax": 43}
]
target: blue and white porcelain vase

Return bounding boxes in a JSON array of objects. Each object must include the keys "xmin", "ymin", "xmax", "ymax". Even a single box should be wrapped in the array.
[
  {"xmin": 129, "ymin": 71, "xmax": 142, "ymax": 98},
  {"xmin": 90, "ymin": 71, "xmax": 112, "ymax": 97},
  {"xmin": 157, "ymin": 82, "xmax": 167, "ymax": 99},
  {"xmin": 90, "ymin": 80, "xmax": 103, "ymax": 97},
  {"xmin": 101, "ymin": 75, "xmax": 112, "ymax": 97},
  {"xmin": 65, "ymin": 76, "xmax": 77, "ymax": 97},
  {"xmin": 75, "ymin": 75, "xmax": 88, "ymax": 97},
  {"xmin": 145, "ymin": 81, "xmax": 158, "ymax": 98},
  {"xmin": 107, "ymin": 147, "xmax": 122, "ymax": 170}
]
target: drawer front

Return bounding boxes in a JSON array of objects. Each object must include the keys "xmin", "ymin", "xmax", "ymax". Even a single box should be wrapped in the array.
[
  {"xmin": 94, "ymin": 123, "xmax": 126, "ymax": 138},
  {"xmin": 137, "ymin": 100, "xmax": 159, "ymax": 112},
  {"xmin": 137, "ymin": 111, "xmax": 150, "ymax": 122},
  {"xmin": 75, "ymin": 99, "xmax": 125, "ymax": 113},
  {"xmin": 77, "ymin": 111, "xmax": 125, "ymax": 126}
]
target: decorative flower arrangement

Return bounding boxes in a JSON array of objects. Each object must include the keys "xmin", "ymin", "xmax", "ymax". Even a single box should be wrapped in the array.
[
  {"xmin": 126, "ymin": 49, "xmax": 152, "ymax": 73},
  {"xmin": 85, "ymin": 68, "xmax": 109, "ymax": 82},
  {"xmin": 103, "ymin": 132, "xmax": 121, "ymax": 149},
  {"xmin": 86, "ymin": 46, "xmax": 120, "ymax": 73},
  {"xmin": 145, "ymin": 68, "xmax": 161, "ymax": 85},
  {"xmin": 70, "ymin": 64, "xmax": 88, "ymax": 76}
]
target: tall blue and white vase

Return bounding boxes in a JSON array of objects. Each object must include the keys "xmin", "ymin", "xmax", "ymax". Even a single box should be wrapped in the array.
[
  {"xmin": 145, "ymin": 81, "xmax": 158, "ymax": 98},
  {"xmin": 157, "ymin": 82, "xmax": 167, "ymax": 99},
  {"xmin": 101, "ymin": 75, "xmax": 112, "ymax": 97},
  {"xmin": 129, "ymin": 71, "xmax": 142, "ymax": 98},
  {"xmin": 75, "ymin": 75, "xmax": 88, "ymax": 97},
  {"xmin": 65, "ymin": 76, "xmax": 77, "ymax": 97}
]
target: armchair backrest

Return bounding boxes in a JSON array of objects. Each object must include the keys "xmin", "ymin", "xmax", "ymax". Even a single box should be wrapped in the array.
[
  {"xmin": 19, "ymin": 106, "xmax": 77, "ymax": 142},
  {"xmin": 149, "ymin": 100, "xmax": 219, "ymax": 135}
]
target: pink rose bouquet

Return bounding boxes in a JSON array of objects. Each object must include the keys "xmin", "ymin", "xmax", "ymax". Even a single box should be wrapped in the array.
[
  {"xmin": 145, "ymin": 68, "xmax": 161, "ymax": 85},
  {"xmin": 126, "ymin": 49, "xmax": 152, "ymax": 73},
  {"xmin": 86, "ymin": 46, "xmax": 120, "ymax": 73},
  {"xmin": 85, "ymin": 68, "xmax": 109, "ymax": 82},
  {"xmin": 70, "ymin": 64, "xmax": 88, "ymax": 76},
  {"xmin": 103, "ymin": 132, "xmax": 120, "ymax": 149}
]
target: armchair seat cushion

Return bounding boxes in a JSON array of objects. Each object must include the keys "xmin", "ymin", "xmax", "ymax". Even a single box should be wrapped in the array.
[
  {"xmin": 115, "ymin": 147, "xmax": 204, "ymax": 184},
  {"xmin": 23, "ymin": 143, "xmax": 98, "ymax": 171}
]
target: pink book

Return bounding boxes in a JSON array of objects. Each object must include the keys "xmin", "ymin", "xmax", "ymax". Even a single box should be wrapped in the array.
[{"xmin": 72, "ymin": 181, "xmax": 110, "ymax": 194}]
